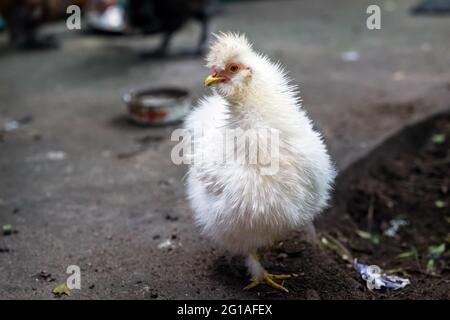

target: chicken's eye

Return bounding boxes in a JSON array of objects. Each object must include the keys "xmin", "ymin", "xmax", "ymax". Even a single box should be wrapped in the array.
[{"xmin": 228, "ymin": 64, "xmax": 240, "ymax": 73}]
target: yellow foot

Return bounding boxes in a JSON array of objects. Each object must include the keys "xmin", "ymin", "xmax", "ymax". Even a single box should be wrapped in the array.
[{"xmin": 244, "ymin": 272, "xmax": 291, "ymax": 293}]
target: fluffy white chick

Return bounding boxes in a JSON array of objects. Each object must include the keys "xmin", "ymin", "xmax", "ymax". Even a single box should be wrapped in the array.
[{"xmin": 184, "ymin": 32, "xmax": 336, "ymax": 292}]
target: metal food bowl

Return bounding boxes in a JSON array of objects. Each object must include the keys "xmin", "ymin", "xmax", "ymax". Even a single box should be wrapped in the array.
[{"xmin": 123, "ymin": 87, "xmax": 191, "ymax": 125}]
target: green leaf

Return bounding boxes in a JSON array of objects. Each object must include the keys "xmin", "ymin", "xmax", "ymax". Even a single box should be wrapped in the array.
[
  {"xmin": 426, "ymin": 259, "xmax": 436, "ymax": 274},
  {"xmin": 356, "ymin": 230, "xmax": 380, "ymax": 245},
  {"xmin": 428, "ymin": 243, "xmax": 446, "ymax": 258},
  {"xmin": 446, "ymin": 217, "xmax": 450, "ymax": 224},
  {"xmin": 371, "ymin": 233, "xmax": 381, "ymax": 245},
  {"xmin": 2, "ymin": 224, "xmax": 12, "ymax": 235},
  {"xmin": 397, "ymin": 246, "xmax": 419, "ymax": 258},
  {"xmin": 435, "ymin": 200, "xmax": 447, "ymax": 208},
  {"xmin": 431, "ymin": 134, "xmax": 446, "ymax": 144},
  {"xmin": 397, "ymin": 246, "xmax": 418, "ymax": 259},
  {"xmin": 52, "ymin": 283, "xmax": 70, "ymax": 296},
  {"xmin": 397, "ymin": 251, "xmax": 415, "ymax": 258}
]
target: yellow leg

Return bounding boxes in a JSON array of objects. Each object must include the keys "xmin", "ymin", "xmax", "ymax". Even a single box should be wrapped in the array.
[{"xmin": 244, "ymin": 252, "xmax": 291, "ymax": 293}]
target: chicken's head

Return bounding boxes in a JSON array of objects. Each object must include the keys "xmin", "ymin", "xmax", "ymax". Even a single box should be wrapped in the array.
[{"xmin": 204, "ymin": 32, "xmax": 254, "ymax": 100}]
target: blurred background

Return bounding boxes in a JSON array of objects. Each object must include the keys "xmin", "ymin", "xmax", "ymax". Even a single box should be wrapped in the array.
[{"xmin": 0, "ymin": 0, "xmax": 449, "ymax": 299}]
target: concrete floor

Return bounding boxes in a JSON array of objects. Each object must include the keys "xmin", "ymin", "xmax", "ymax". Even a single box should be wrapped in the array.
[{"xmin": 0, "ymin": 0, "xmax": 449, "ymax": 299}]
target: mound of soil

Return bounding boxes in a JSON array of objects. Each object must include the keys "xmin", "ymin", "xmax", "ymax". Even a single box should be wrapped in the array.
[{"xmin": 315, "ymin": 110, "xmax": 450, "ymax": 299}]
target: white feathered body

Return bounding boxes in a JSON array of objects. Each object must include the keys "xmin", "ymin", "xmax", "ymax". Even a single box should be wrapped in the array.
[{"xmin": 185, "ymin": 40, "xmax": 335, "ymax": 256}]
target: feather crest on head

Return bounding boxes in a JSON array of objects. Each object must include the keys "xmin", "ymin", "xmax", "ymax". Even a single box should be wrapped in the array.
[{"xmin": 206, "ymin": 32, "xmax": 253, "ymax": 68}]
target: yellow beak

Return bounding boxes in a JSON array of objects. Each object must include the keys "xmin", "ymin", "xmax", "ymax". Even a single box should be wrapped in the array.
[{"xmin": 204, "ymin": 75, "xmax": 224, "ymax": 87}]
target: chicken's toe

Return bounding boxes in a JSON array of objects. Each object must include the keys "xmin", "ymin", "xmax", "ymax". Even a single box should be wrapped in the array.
[{"xmin": 244, "ymin": 272, "xmax": 290, "ymax": 293}]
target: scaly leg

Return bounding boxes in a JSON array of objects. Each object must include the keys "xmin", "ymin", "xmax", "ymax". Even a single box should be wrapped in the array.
[{"xmin": 244, "ymin": 252, "xmax": 291, "ymax": 293}]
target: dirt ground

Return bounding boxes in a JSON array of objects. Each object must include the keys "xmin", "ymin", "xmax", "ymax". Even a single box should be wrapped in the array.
[
  {"xmin": 0, "ymin": 0, "xmax": 450, "ymax": 299},
  {"xmin": 316, "ymin": 111, "xmax": 450, "ymax": 299}
]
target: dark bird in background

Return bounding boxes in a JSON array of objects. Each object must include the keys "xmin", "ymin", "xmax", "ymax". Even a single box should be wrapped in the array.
[
  {"xmin": 411, "ymin": 0, "xmax": 450, "ymax": 14},
  {"xmin": 0, "ymin": 0, "xmax": 220, "ymax": 55},
  {"xmin": 0, "ymin": 0, "xmax": 87, "ymax": 49},
  {"xmin": 127, "ymin": 0, "xmax": 221, "ymax": 57}
]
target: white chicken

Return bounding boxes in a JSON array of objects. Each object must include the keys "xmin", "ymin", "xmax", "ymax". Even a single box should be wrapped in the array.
[{"xmin": 184, "ymin": 32, "xmax": 336, "ymax": 292}]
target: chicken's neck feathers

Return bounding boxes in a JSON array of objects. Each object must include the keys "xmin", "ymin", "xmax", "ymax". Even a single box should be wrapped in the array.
[
  {"xmin": 221, "ymin": 52, "xmax": 304, "ymax": 133},
  {"xmin": 223, "ymin": 81, "xmax": 303, "ymax": 134}
]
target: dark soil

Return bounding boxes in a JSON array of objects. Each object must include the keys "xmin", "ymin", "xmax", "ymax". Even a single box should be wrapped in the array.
[{"xmin": 313, "ymin": 110, "xmax": 450, "ymax": 299}]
